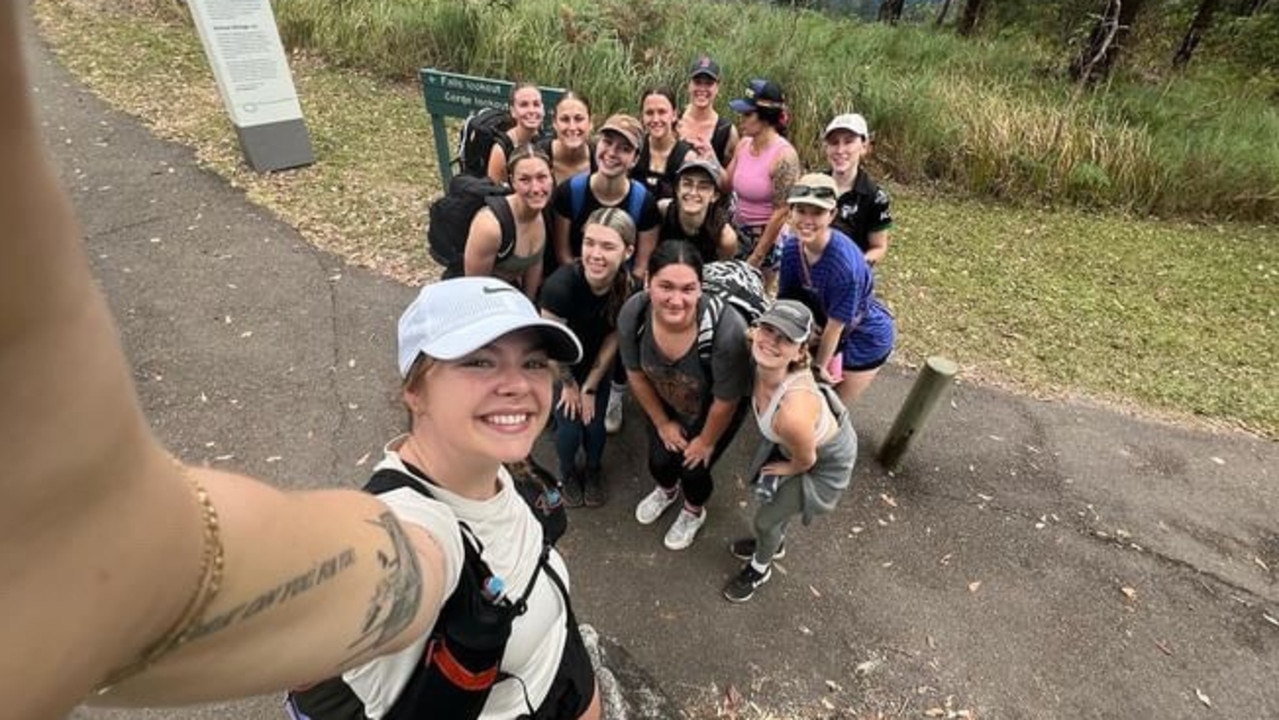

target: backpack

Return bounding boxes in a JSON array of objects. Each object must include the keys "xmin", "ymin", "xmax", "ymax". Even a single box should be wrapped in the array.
[
  {"xmin": 711, "ymin": 116, "xmax": 733, "ymax": 165},
  {"xmin": 567, "ymin": 173, "xmax": 648, "ymax": 225},
  {"xmin": 457, "ymin": 106, "xmax": 515, "ymax": 178},
  {"xmin": 637, "ymin": 259, "xmax": 765, "ymax": 365},
  {"xmin": 427, "ymin": 175, "xmax": 516, "ymax": 278},
  {"xmin": 702, "ymin": 260, "xmax": 766, "ymax": 328},
  {"xmin": 286, "ymin": 457, "xmax": 569, "ymax": 720}
]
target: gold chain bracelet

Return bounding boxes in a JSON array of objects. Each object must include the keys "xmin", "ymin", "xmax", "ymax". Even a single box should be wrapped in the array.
[{"xmin": 94, "ymin": 458, "xmax": 225, "ymax": 695}]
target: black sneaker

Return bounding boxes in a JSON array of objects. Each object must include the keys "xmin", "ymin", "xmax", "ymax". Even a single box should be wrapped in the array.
[
  {"xmin": 582, "ymin": 467, "xmax": 607, "ymax": 508},
  {"xmin": 560, "ymin": 472, "xmax": 584, "ymax": 508},
  {"xmin": 723, "ymin": 563, "xmax": 772, "ymax": 603},
  {"xmin": 729, "ymin": 537, "xmax": 785, "ymax": 561}
]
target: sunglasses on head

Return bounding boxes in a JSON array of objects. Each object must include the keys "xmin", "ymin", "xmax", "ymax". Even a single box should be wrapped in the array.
[{"xmin": 788, "ymin": 184, "xmax": 837, "ymax": 201}]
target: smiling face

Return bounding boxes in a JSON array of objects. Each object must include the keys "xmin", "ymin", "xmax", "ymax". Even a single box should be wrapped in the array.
[
  {"xmin": 553, "ymin": 97, "xmax": 592, "ymax": 150},
  {"xmin": 580, "ymin": 223, "xmax": 631, "ymax": 289},
  {"xmin": 676, "ymin": 169, "xmax": 719, "ymax": 215},
  {"xmin": 825, "ymin": 129, "xmax": 867, "ymax": 174},
  {"xmin": 788, "ymin": 203, "xmax": 835, "ymax": 243},
  {"xmin": 510, "ymin": 86, "xmax": 545, "ymax": 132},
  {"xmin": 642, "ymin": 92, "xmax": 677, "ymax": 140},
  {"xmin": 750, "ymin": 323, "xmax": 803, "ymax": 371},
  {"xmin": 595, "ymin": 131, "xmax": 638, "ymax": 178},
  {"xmin": 508, "ymin": 155, "xmax": 554, "ymax": 211},
  {"xmin": 647, "ymin": 262, "xmax": 702, "ymax": 331},
  {"xmin": 687, "ymin": 75, "xmax": 718, "ymax": 110},
  {"xmin": 406, "ymin": 330, "xmax": 554, "ymax": 465}
]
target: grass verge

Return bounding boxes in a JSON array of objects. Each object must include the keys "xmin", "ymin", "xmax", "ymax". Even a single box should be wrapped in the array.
[{"xmin": 33, "ymin": 0, "xmax": 1279, "ymax": 439}]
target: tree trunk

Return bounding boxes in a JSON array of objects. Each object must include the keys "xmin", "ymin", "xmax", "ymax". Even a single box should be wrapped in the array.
[
  {"xmin": 936, "ymin": 0, "xmax": 954, "ymax": 26},
  {"xmin": 1173, "ymin": 0, "xmax": 1224, "ymax": 68},
  {"xmin": 1240, "ymin": 0, "xmax": 1269, "ymax": 15},
  {"xmin": 1069, "ymin": 0, "xmax": 1146, "ymax": 85},
  {"xmin": 878, "ymin": 0, "xmax": 906, "ymax": 23},
  {"xmin": 958, "ymin": 0, "xmax": 988, "ymax": 36}
]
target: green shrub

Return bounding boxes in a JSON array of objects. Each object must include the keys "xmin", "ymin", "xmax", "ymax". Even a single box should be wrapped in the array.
[{"xmin": 270, "ymin": 0, "xmax": 1278, "ymax": 221}]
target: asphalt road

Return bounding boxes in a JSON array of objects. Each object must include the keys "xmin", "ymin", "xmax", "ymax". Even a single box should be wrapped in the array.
[{"xmin": 31, "ymin": 27, "xmax": 1277, "ymax": 720}]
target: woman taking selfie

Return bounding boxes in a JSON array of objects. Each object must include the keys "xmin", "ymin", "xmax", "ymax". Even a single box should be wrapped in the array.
[
  {"xmin": 0, "ymin": 5, "xmax": 513, "ymax": 714},
  {"xmin": 290, "ymin": 277, "xmax": 601, "ymax": 719}
]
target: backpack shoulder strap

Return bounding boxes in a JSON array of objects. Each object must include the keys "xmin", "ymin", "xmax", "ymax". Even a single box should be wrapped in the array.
[
  {"xmin": 569, "ymin": 173, "xmax": 589, "ymax": 221},
  {"xmin": 696, "ymin": 294, "xmax": 725, "ymax": 365},
  {"xmin": 711, "ymin": 117, "xmax": 732, "ymax": 160},
  {"xmin": 486, "ymin": 196, "xmax": 518, "ymax": 261},
  {"xmin": 364, "ymin": 466, "xmax": 429, "ymax": 497},
  {"xmin": 626, "ymin": 180, "xmax": 649, "ymax": 222}
]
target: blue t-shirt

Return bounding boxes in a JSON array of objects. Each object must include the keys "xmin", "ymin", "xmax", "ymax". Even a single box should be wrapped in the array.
[{"xmin": 777, "ymin": 230, "xmax": 894, "ymax": 367}]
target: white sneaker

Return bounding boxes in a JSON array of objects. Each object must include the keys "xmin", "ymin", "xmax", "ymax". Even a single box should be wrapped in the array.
[
  {"xmin": 663, "ymin": 507, "xmax": 707, "ymax": 551},
  {"xmin": 635, "ymin": 487, "xmax": 678, "ymax": 525},
  {"xmin": 604, "ymin": 387, "xmax": 624, "ymax": 434}
]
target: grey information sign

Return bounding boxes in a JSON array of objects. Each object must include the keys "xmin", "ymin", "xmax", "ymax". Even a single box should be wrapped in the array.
[
  {"xmin": 420, "ymin": 68, "xmax": 563, "ymax": 185},
  {"xmin": 189, "ymin": 0, "xmax": 314, "ymax": 173}
]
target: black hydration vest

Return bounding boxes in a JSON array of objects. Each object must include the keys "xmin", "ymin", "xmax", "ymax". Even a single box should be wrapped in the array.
[{"xmin": 286, "ymin": 459, "xmax": 569, "ymax": 720}]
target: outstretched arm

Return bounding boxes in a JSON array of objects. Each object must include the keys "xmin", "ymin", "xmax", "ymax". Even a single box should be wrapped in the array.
[{"xmin": 0, "ymin": 7, "xmax": 445, "ymax": 716}]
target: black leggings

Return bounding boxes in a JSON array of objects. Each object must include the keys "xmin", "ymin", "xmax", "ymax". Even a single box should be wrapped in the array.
[{"xmin": 644, "ymin": 401, "xmax": 749, "ymax": 507}]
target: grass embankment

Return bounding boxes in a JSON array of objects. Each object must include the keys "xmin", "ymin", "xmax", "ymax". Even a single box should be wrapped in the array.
[
  {"xmin": 34, "ymin": 0, "xmax": 1279, "ymax": 438},
  {"xmin": 271, "ymin": 0, "xmax": 1279, "ymax": 222}
]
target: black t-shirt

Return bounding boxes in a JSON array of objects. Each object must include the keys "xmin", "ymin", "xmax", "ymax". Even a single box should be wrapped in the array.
[
  {"xmin": 658, "ymin": 206, "xmax": 720, "ymax": 264},
  {"xmin": 551, "ymin": 174, "xmax": 662, "ymax": 261},
  {"xmin": 829, "ymin": 167, "xmax": 893, "ymax": 253},
  {"xmin": 632, "ymin": 139, "xmax": 694, "ymax": 201},
  {"xmin": 538, "ymin": 263, "xmax": 619, "ymax": 383}
]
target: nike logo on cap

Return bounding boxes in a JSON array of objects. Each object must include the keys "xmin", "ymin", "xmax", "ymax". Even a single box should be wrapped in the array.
[{"xmin": 482, "ymin": 285, "xmax": 518, "ymax": 295}]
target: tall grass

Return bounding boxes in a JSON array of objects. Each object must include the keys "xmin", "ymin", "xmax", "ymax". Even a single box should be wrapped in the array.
[{"xmin": 271, "ymin": 0, "xmax": 1278, "ymax": 220}]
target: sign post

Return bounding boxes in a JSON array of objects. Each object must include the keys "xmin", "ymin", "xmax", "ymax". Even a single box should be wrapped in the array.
[
  {"xmin": 188, "ymin": 0, "xmax": 314, "ymax": 173},
  {"xmin": 420, "ymin": 69, "xmax": 563, "ymax": 186}
]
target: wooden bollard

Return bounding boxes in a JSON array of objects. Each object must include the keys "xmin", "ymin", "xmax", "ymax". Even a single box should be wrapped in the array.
[{"xmin": 878, "ymin": 356, "xmax": 958, "ymax": 471}]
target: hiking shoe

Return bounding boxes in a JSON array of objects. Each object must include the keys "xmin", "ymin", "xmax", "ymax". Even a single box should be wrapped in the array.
[
  {"xmin": 663, "ymin": 507, "xmax": 707, "ymax": 551},
  {"xmin": 635, "ymin": 487, "xmax": 678, "ymax": 525},
  {"xmin": 583, "ymin": 468, "xmax": 607, "ymax": 508},
  {"xmin": 560, "ymin": 472, "xmax": 584, "ymax": 508},
  {"xmin": 729, "ymin": 537, "xmax": 785, "ymax": 562},
  {"xmin": 723, "ymin": 563, "xmax": 772, "ymax": 603},
  {"xmin": 604, "ymin": 390, "xmax": 624, "ymax": 434}
]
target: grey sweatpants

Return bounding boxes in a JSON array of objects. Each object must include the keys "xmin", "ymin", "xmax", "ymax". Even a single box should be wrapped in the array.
[{"xmin": 752, "ymin": 474, "xmax": 805, "ymax": 564}]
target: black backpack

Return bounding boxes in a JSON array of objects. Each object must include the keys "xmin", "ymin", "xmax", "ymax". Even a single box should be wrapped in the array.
[
  {"xmin": 427, "ymin": 175, "xmax": 516, "ymax": 279},
  {"xmin": 457, "ymin": 106, "xmax": 516, "ymax": 178},
  {"xmin": 286, "ymin": 458, "xmax": 570, "ymax": 720}
]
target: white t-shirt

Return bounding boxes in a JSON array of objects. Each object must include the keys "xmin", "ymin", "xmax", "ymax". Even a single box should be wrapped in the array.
[{"xmin": 342, "ymin": 443, "xmax": 570, "ymax": 719}]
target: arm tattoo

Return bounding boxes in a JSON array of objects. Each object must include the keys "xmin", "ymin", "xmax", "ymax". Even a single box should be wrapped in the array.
[
  {"xmin": 184, "ymin": 548, "xmax": 357, "ymax": 642},
  {"xmin": 347, "ymin": 511, "xmax": 424, "ymax": 655},
  {"xmin": 771, "ymin": 152, "xmax": 800, "ymax": 208}
]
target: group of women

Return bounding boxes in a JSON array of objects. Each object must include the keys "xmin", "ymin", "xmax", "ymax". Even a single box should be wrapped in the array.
[
  {"xmin": 452, "ymin": 59, "xmax": 899, "ymax": 604},
  {"xmin": 3, "ymin": 0, "xmax": 900, "ymax": 709}
]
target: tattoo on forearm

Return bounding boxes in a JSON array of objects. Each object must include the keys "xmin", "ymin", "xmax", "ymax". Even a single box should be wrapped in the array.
[
  {"xmin": 185, "ymin": 548, "xmax": 357, "ymax": 642},
  {"xmin": 771, "ymin": 153, "xmax": 800, "ymax": 207},
  {"xmin": 348, "ymin": 512, "xmax": 423, "ymax": 654}
]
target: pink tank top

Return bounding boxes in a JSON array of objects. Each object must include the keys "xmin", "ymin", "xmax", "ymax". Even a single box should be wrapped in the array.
[{"xmin": 732, "ymin": 136, "xmax": 792, "ymax": 227}]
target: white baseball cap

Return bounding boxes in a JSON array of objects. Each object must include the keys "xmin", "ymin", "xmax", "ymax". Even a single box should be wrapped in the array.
[
  {"xmin": 397, "ymin": 277, "xmax": 582, "ymax": 377},
  {"xmin": 824, "ymin": 113, "xmax": 870, "ymax": 140}
]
